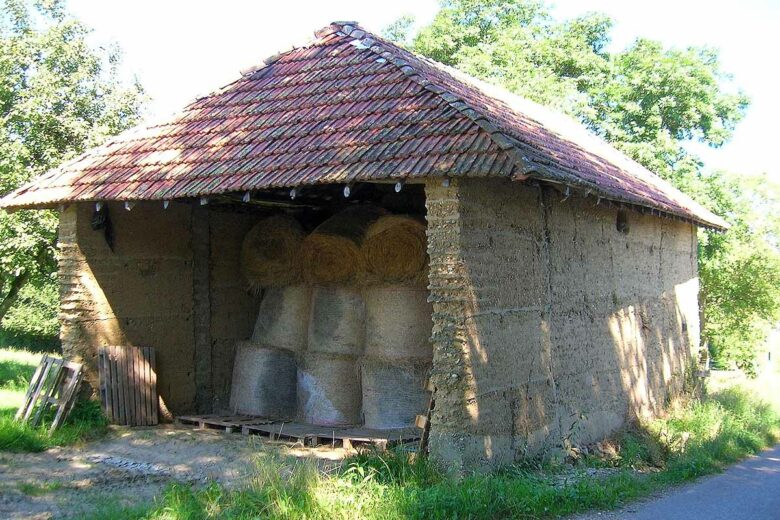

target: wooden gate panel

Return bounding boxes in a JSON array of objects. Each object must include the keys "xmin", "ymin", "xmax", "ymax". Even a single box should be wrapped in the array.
[{"xmin": 98, "ymin": 346, "xmax": 158, "ymax": 426}]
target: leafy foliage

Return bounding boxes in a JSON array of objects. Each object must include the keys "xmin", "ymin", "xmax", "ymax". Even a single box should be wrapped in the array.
[
  {"xmin": 386, "ymin": 0, "xmax": 775, "ymax": 370},
  {"xmin": 697, "ymin": 173, "xmax": 780, "ymax": 372},
  {"xmin": 0, "ymin": 0, "xmax": 145, "ymax": 328}
]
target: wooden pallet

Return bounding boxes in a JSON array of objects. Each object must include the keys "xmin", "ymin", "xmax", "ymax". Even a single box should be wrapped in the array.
[
  {"xmin": 15, "ymin": 354, "xmax": 83, "ymax": 433},
  {"xmin": 98, "ymin": 346, "xmax": 158, "ymax": 426},
  {"xmin": 175, "ymin": 415, "xmax": 420, "ymax": 449},
  {"xmin": 241, "ymin": 421, "xmax": 420, "ymax": 449},
  {"xmin": 176, "ymin": 414, "xmax": 274, "ymax": 433}
]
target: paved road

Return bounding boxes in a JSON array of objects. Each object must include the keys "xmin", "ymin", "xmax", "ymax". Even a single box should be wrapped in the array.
[{"xmin": 580, "ymin": 443, "xmax": 780, "ymax": 519}]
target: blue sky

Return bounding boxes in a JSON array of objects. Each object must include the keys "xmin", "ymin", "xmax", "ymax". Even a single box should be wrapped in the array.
[{"xmin": 69, "ymin": 0, "xmax": 778, "ymax": 180}]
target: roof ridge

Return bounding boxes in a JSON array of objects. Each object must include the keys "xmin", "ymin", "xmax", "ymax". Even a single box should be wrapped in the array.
[
  {"xmin": 330, "ymin": 22, "xmax": 538, "ymax": 180},
  {"xmin": 328, "ymin": 22, "xmax": 726, "ymax": 229}
]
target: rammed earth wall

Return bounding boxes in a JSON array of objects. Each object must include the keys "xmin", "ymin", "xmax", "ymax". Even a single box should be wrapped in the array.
[
  {"xmin": 425, "ymin": 177, "xmax": 699, "ymax": 471},
  {"xmin": 58, "ymin": 202, "xmax": 257, "ymax": 416}
]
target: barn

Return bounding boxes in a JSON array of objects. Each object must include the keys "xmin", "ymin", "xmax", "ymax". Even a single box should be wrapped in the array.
[{"xmin": 0, "ymin": 22, "xmax": 726, "ymax": 470}]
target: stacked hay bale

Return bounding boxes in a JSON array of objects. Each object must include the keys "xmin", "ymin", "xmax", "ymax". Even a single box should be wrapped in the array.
[
  {"xmin": 232, "ymin": 207, "xmax": 432, "ymax": 430},
  {"xmin": 230, "ymin": 215, "xmax": 309, "ymax": 418},
  {"xmin": 241, "ymin": 215, "xmax": 305, "ymax": 292},
  {"xmin": 360, "ymin": 215, "xmax": 432, "ymax": 429},
  {"xmin": 298, "ymin": 287, "xmax": 365, "ymax": 425},
  {"xmin": 297, "ymin": 207, "xmax": 383, "ymax": 426}
]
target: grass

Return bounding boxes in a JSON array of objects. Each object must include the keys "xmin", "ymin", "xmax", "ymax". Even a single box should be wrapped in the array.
[
  {"xmin": 0, "ymin": 347, "xmax": 109, "ymax": 452},
  {"xmin": 86, "ymin": 382, "xmax": 779, "ymax": 520},
  {"xmin": 17, "ymin": 480, "xmax": 64, "ymax": 496},
  {"xmin": 3, "ymin": 343, "xmax": 776, "ymax": 518}
]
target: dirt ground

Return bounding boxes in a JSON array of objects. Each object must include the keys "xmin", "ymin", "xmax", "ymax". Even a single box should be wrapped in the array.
[{"xmin": 0, "ymin": 424, "xmax": 350, "ymax": 519}]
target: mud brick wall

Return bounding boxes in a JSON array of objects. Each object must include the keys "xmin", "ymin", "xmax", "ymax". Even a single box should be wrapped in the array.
[
  {"xmin": 207, "ymin": 209, "xmax": 259, "ymax": 412},
  {"xmin": 59, "ymin": 202, "xmax": 259, "ymax": 416},
  {"xmin": 425, "ymin": 178, "xmax": 699, "ymax": 471},
  {"xmin": 59, "ymin": 201, "xmax": 196, "ymax": 414}
]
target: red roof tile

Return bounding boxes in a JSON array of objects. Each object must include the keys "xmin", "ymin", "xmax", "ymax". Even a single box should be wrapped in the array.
[{"xmin": 0, "ymin": 22, "xmax": 725, "ymax": 229}]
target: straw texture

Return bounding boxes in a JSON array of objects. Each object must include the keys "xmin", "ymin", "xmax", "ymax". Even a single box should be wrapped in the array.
[
  {"xmin": 363, "ymin": 215, "xmax": 428, "ymax": 284},
  {"xmin": 251, "ymin": 286, "xmax": 311, "ymax": 353},
  {"xmin": 361, "ymin": 359, "xmax": 430, "ymax": 429},
  {"xmin": 301, "ymin": 206, "xmax": 385, "ymax": 285},
  {"xmin": 297, "ymin": 352, "xmax": 362, "ymax": 426},
  {"xmin": 229, "ymin": 341, "xmax": 297, "ymax": 418},
  {"xmin": 307, "ymin": 287, "xmax": 366, "ymax": 356},
  {"xmin": 241, "ymin": 215, "xmax": 305, "ymax": 290},
  {"xmin": 364, "ymin": 286, "xmax": 433, "ymax": 360}
]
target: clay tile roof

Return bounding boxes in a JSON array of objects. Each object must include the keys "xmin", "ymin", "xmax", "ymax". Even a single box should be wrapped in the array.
[{"xmin": 0, "ymin": 22, "xmax": 726, "ymax": 229}]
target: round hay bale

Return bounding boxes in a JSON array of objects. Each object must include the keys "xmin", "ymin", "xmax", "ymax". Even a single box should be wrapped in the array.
[
  {"xmin": 361, "ymin": 359, "xmax": 431, "ymax": 429},
  {"xmin": 364, "ymin": 287, "xmax": 433, "ymax": 361},
  {"xmin": 229, "ymin": 341, "xmax": 297, "ymax": 418},
  {"xmin": 308, "ymin": 287, "xmax": 365, "ymax": 356},
  {"xmin": 251, "ymin": 286, "xmax": 311, "ymax": 353},
  {"xmin": 301, "ymin": 206, "xmax": 385, "ymax": 285},
  {"xmin": 241, "ymin": 215, "xmax": 305, "ymax": 290},
  {"xmin": 297, "ymin": 352, "xmax": 362, "ymax": 426},
  {"xmin": 362, "ymin": 215, "xmax": 428, "ymax": 284}
]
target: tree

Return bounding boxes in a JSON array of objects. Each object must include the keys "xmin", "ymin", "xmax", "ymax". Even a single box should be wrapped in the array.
[
  {"xmin": 385, "ymin": 0, "xmax": 777, "ymax": 371},
  {"xmin": 402, "ymin": 0, "xmax": 748, "ymax": 181},
  {"xmin": 0, "ymin": 0, "xmax": 145, "ymax": 327},
  {"xmin": 698, "ymin": 173, "xmax": 780, "ymax": 372}
]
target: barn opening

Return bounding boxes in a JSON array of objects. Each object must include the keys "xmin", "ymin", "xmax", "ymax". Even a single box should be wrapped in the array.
[{"xmin": 220, "ymin": 180, "xmax": 432, "ymax": 432}]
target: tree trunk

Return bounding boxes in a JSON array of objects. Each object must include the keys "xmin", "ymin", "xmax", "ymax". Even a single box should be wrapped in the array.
[{"xmin": 0, "ymin": 269, "xmax": 31, "ymax": 322}]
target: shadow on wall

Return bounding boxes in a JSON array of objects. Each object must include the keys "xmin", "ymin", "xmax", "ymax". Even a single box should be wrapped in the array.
[
  {"xmin": 58, "ymin": 201, "xmax": 258, "ymax": 416},
  {"xmin": 426, "ymin": 178, "xmax": 699, "ymax": 471}
]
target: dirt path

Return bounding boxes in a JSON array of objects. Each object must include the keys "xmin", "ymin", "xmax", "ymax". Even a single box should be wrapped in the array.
[{"xmin": 0, "ymin": 424, "xmax": 349, "ymax": 519}]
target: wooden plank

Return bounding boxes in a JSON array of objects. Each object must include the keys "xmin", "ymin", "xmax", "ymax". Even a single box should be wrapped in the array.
[
  {"xmin": 129, "ymin": 347, "xmax": 138, "ymax": 426},
  {"xmin": 142, "ymin": 347, "xmax": 151, "ymax": 426},
  {"xmin": 138, "ymin": 347, "xmax": 147, "ymax": 426},
  {"xmin": 149, "ymin": 347, "xmax": 158, "ymax": 425},
  {"xmin": 104, "ymin": 348, "xmax": 115, "ymax": 423},
  {"xmin": 50, "ymin": 366, "xmax": 82, "ymax": 432},
  {"xmin": 61, "ymin": 369, "xmax": 83, "ymax": 424},
  {"xmin": 22, "ymin": 355, "xmax": 53, "ymax": 422},
  {"xmin": 138, "ymin": 347, "xmax": 145, "ymax": 426},
  {"xmin": 128, "ymin": 347, "xmax": 136, "ymax": 426},
  {"xmin": 109, "ymin": 346, "xmax": 118, "ymax": 424},
  {"xmin": 16, "ymin": 353, "xmax": 49, "ymax": 421},
  {"xmin": 133, "ymin": 347, "xmax": 143, "ymax": 426},
  {"xmin": 116, "ymin": 346, "xmax": 127, "ymax": 425},
  {"xmin": 106, "ymin": 347, "xmax": 116, "ymax": 424},
  {"xmin": 110, "ymin": 346, "xmax": 118, "ymax": 424},
  {"xmin": 126, "ymin": 346, "xmax": 135, "ymax": 426},
  {"xmin": 146, "ymin": 347, "xmax": 156, "ymax": 425},
  {"xmin": 418, "ymin": 389, "xmax": 435, "ymax": 455},
  {"xmin": 145, "ymin": 347, "xmax": 157, "ymax": 424},
  {"xmin": 140, "ymin": 347, "xmax": 147, "ymax": 426},
  {"xmin": 120, "ymin": 345, "xmax": 128, "ymax": 425},
  {"xmin": 32, "ymin": 358, "xmax": 64, "ymax": 427},
  {"xmin": 97, "ymin": 349, "xmax": 108, "ymax": 422}
]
